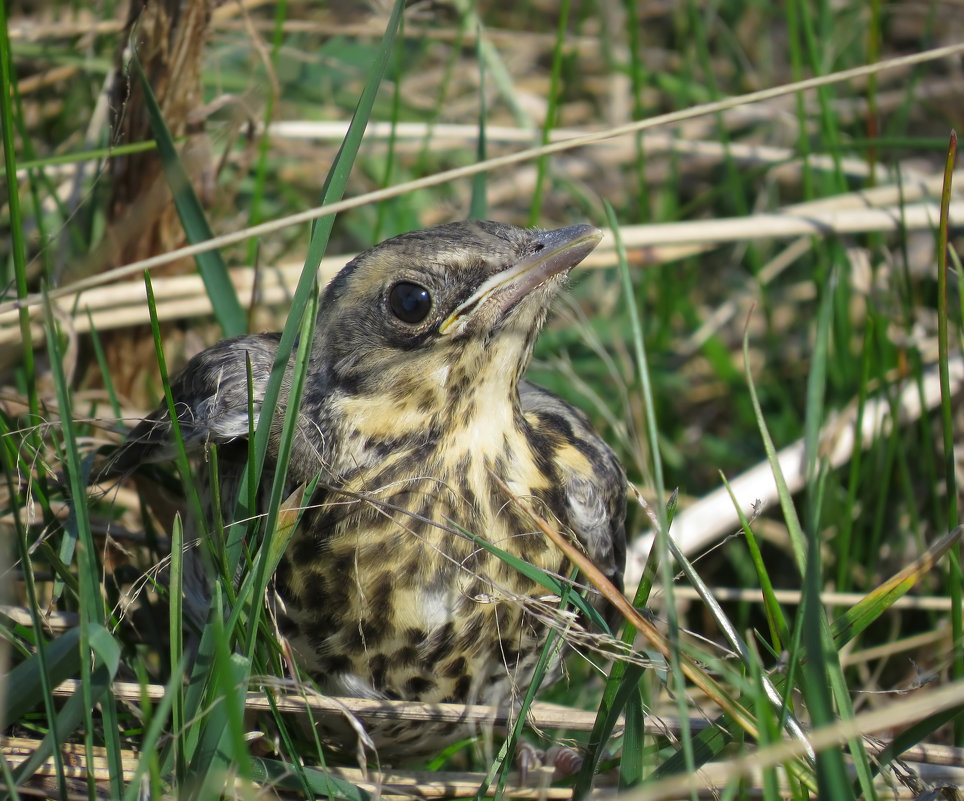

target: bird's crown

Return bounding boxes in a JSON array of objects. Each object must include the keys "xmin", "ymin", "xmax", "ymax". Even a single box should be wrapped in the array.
[{"xmin": 313, "ymin": 221, "xmax": 601, "ymax": 388}]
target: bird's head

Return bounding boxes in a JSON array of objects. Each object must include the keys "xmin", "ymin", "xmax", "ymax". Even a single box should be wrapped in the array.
[{"xmin": 311, "ymin": 220, "xmax": 601, "ymax": 424}]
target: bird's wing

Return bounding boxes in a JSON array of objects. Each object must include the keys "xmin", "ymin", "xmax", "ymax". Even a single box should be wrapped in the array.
[
  {"xmin": 519, "ymin": 381, "xmax": 627, "ymax": 594},
  {"xmin": 93, "ymin": 333, "xmax": 282, "ymax": 481}
]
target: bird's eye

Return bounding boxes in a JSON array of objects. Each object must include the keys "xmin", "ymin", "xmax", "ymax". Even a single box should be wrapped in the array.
[{"xmin": 388, "ymin": 281, "xmax": 432, "ymax": 324}]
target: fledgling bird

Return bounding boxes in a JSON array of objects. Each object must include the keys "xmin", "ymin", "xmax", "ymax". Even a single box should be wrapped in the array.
[{"xmin": 98, "ymin": 220, "xmax": 626, "ymax": 759}]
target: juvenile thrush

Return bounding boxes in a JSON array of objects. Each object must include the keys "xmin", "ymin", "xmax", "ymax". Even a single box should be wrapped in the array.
[{"xmin": 99, "ymin": 221, "xmax": 627, "ymax": 758}]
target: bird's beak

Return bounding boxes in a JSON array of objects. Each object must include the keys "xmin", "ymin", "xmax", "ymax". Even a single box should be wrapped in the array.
[{"xmin": 439, "ymin": 224, "xmax": 602, "ymax": 336}]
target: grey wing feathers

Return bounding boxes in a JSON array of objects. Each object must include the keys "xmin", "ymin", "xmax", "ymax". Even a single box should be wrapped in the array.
[
  {"xmin": 562, "ymin": 472, "xmax": 627, "ymax": 590},
  {"xmin": 94, "ymin": 334, "xmax": 281, "ymax": 481},
  {"xmin": 519, "ymin": 381, "xmax": 627, "ymax": 593}
]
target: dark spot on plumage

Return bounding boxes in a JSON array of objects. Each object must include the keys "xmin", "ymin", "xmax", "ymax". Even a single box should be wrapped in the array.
[
  {"xmin": 441, "ymin": 656, "xmax": 466, "ymax": 677},
  {"xmin": 356, "ymin": 463, "xmax": 406, "ymax": 497},
  {"xmin": 371, "ymin": 569, "xmax": 395, "ymax": 596},
  {"xmin": 388, "ymin": 378, "xmax": 417, "ymax": 403},
  {"xmin": 304, "ymin": 609, "xmax": 339, "ymax": 640},
  {"xmin": 319, "ymin": 653, "xmax": 351, "ymax": 674},
  {"xmin": 405, "ymin": 627, "xmax": 428, "ymax": 646},
  {"xmin": 362, "ymin": 431, "xmax": 434, "ymax": 460},
  {"xmin": 453, "ymin": 452, "xmax": 472, "ymax": 477},
  {"xmin": 529, "ymin": 484, "xmax": 568, "ymax": 528},
  {"xmin": 364, "ymin": 442, "xmax": 443, "ymax": 494},
  {"xmin": 454, "ymin": 673, "xmax": 472, "ymax": 698},
  {"xmin": 457, "ymin": 613, "xmax": 486, "ymax": 653},
  {"xmin": 411, "ymin": 487, "xmax": 448, "ymax": 529},
  {"xmin": 342, "ymin": 624, "xmax": 366, "ymax": 652},
  {"xmin": 328, "ymin": 549, "xmax": 356, "ymax": 579},
  {"xmin": 524, "ymin": 528, "xmax": 550, "ymax": 556},
  {"xmin": 459, "ymin": 398, "xmax": 477, "ymax": 422},
  {"xmin": 533, "ymin": 409, "xmax": 575, "ymax": 442},
  {"xmin": 421, "ymin": 622, "xmax": 455, "ymax": 666},
  {"xmin": 355, "ymin": 536, "xmax": 396, "ymax": 568},
  {"xmin": 277, "ymin": 613, "xmax": 300, "ymax": 638},
  {"xmin": 301, "ymin": 571, "xmax": 331, "ymax": 611},
  {"xmin": 298, "ymin": 499, "xmax": 364, "ymax": 546},
  {"xmin": 275, "ymin": 557, "xmax": 291, "ymax": 589},
  {"xmin": 459, "ymin": 496, "xmax": 483, "ymax": 539},
  {"xmin": 369, "ymin": 654, "xmax": 388, "ymax": 688},
  {"xmin": 448, "ymin": 365, "xmax": 472, "ymax": 398},
  {"xmin": 495, "ymin": 603, "xmax": 516, "ymax": 633},
  {"xmin": 286, "ymin": 537, "xmax": 314, "ymax": 572},
  {"xmin": 517, "ymin": 535, "xmax": 549, "ymax": 564},
  {"xmin": 319, "ymin": 571, "xmax": 351, "ymax": 612},
  {"xmin": 328, "ymin": 366, "xmax": 363, "ymax": 397},
  {"xmin": 366, "ymin": 605, "xmax": 395, "ymax": 645},
  {"xmin": 396, "ymin": 645, "xmax": 419, "ymax": 666},
  {"xmin": 392, "ymin": 556, "xmax": 422, "ymax": 591},
  {"xmin": 464, "ymin": 580, "xmax": 486, "ymax": 601},
  {"xmin": 404, "ymin": 675, "xmax": 436, "ymax": 696},
  {"xmin": 525, "ymin": 429, "xmax": 564, "ymax": 481},
  {"xmin": 417, "ymin": 389, "xmax": 438, "ymax": 413}
]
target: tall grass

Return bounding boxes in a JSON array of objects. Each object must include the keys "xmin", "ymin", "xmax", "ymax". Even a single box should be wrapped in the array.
[{"xmin": 1, "ymin": 1, "xmax": 963, "ymax": 798}]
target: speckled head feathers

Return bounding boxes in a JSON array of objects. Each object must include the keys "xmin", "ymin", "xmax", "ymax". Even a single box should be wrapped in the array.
[{"xmin": 312, "ymin": 220, "xmax": 601, "ymax": 397}]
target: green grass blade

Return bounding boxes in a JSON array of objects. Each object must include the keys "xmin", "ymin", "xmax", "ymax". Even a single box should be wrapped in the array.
[
  {"xmin": 618, "ymin": 681, "xmax": 648, "ymax": 788},
  {"xmin": 802, "ymin": 264, "xmax": 835, "ymax": 537},
  {"xmin": 831, "ymin": 527, "xmax": 962, "ymax": 647},
  {"xmin": 869, "ymin": 703, "xmax": 964, "ymax": 780},
  {"xmin": 721, "ymin": 474, "xmax": 789, "ymax": 649},
  {"xmin": 10, "ymin": 627, "xmax": 119, "ymax": 788},
  {"xmin": 0, "ymin": 437, "xmax": 67, "ymax": 795},
  {"xmin": 142, "ymin": 272, "xmax": 210, "ymax": 535},
  {"xmin": 234, "ymin": 290, "xmax": 319, "ymax": 659},
  {"xmin": 0, "ymin": 0, "xmax": 39, "ymax": 435},
  {"xmin": 132, "ymin": 52, "xmax": 245, "ymax": 338},
  {"xmin": 459, "ymin": 516, "xmax": 608, "ymax": 629},
  {"xmin": 10, "ymin": 663, "xmax": 115, "ymax": 787},
  {"xmin": 42, "ymin": 290, "xmax": 125, "ymax": 797},
  {"xmin": 168, "ymin": 513, "xmax": 186, "ymax": 779},
  {"xmin": 607, "ymin": 202, "xmax": 698, "ymax": 787},
  {"xmin": 742, "ymin": 312, "xmax": 808, "ymax": 573},
  {"xmin": 476, "ymin": 588, "xmax": 573, "ymax": 801},
  {"xmin": 800, "ymin": 534, "xmax": 856, "ymax": 798},
  {"xmin": 664, "ymin": 531, "xmax": 809, "ymax": 750},
  {"xmin": 575, "ymin": 207, "xmax": 672, "ymax": 797},
  {"xmin": 1, "ymin": 628, "xmax": 81, "ymax": 726},
  {"xmin": 251, "ymin": 759, "xmax": 371, "ymax": 800},
  {"xmin": 121, "ymin": 658, "xmax": 187, "ymax": 801},
  {"xmin": 935, "ymin": 131, "xmax": 963, "ymax": 744},
  {"xmin": 741, "ymin": 316, "xmax": 871, "ymax": 798}
]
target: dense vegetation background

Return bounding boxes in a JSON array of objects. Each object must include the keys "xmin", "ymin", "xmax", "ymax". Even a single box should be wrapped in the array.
[{"xmin": 1, "ymin": 1, "xmax": 963, "ymax": 798}]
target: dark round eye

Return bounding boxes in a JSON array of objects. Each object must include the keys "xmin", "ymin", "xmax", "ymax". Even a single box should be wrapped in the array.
[{"xmin": 388, "ymin": 281, "xmax": 432, "ymax": 324}]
